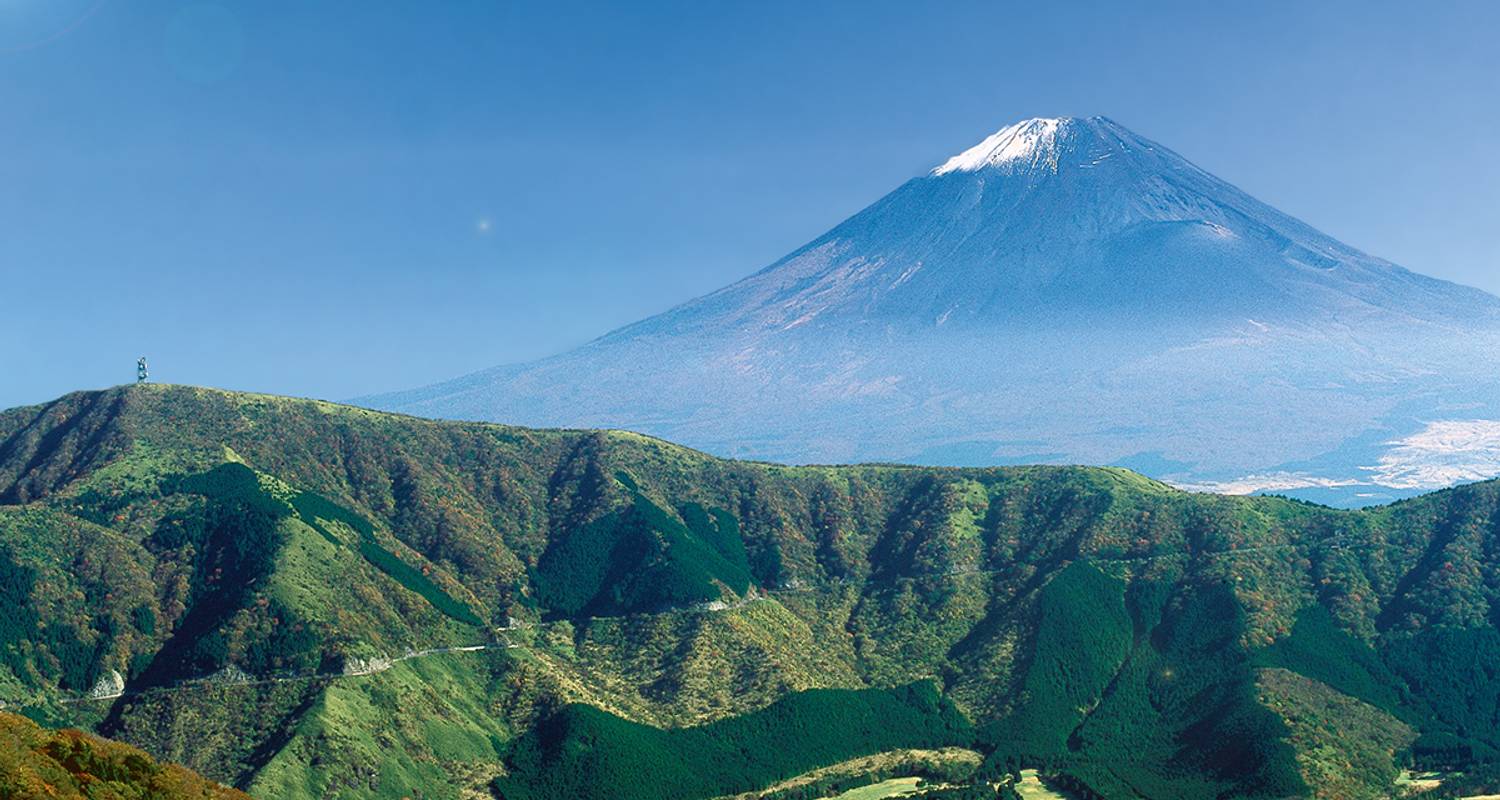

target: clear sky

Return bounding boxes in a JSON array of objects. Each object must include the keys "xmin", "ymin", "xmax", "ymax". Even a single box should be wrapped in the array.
[{"xmin": 3, "ymin": 0, "xmax": 1498, "ymax": 409}]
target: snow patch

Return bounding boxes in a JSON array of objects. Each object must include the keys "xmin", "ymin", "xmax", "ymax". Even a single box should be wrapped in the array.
[
  {"xmin": 891, "ymin": 262, "xmax": 923, "ymax": 288},
  {"xmin": 782, "ymin": 307, "xmax": 825, "ymax": 330}
]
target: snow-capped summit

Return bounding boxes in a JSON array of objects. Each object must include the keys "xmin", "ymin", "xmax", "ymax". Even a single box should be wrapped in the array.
[
  {"xmin": 632, "ymin": 113, "xmax": 1487, "ymax": 335},
  {"xmin": 930, "ymin": 116, "xmax": 1171, "ymax": 176},
  {"xmin": 364, "ymin": 116, "xmax": 1500, "ymax": 507},
  {"xmin": 932, "ymin": 116, "xmax": 1072, "ymax": 174}
]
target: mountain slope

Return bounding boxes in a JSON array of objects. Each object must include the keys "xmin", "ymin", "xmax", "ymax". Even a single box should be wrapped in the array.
[
  {"xmin": 0, "ymin": 711, "xmax": 248, "ymax": 800},
  {"xmin": 6, "ymin": 385, "xmax": 1500, "ymax": 797},
  {"xmin": 365, "ymin": 116, "xmax": 1500, "ymax": 505}
]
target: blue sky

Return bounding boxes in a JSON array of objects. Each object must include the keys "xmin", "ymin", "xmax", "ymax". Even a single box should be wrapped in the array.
[{"xmin": 3, "ymin": 0, "xmax": 1498, "ymax": 409}]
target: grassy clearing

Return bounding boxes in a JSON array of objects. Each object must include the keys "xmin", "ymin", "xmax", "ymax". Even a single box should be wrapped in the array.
[
  {"xmin": 830, "ymin": 776, "xmax": 923, "ymax": 799},
  {"xmin": 1014, "ymin": 770, "xmax": 1074, "ymax": 800},
  {"xmin": 1395, "ymin": 770, "xmax": 1442, "ymax": 793}
]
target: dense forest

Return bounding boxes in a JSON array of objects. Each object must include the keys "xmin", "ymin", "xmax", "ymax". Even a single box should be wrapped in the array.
[
  {"xmin": 3, "ymin": 385, "xmax": 1500, "ymax": 798},
  {"xmin": 494, "ymin": 682, "xmax": 970, "ymax": 800}
]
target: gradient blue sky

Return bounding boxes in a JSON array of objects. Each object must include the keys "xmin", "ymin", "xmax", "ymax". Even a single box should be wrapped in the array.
[{"xmin": 4, "ymin": 0, "xmax": 1498, "ymax": 409}]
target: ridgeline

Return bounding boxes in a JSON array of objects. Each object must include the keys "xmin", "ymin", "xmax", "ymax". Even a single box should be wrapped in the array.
[{"xmin": 3, "ymin": 384, "xmax": 1499, "ymax": 798}]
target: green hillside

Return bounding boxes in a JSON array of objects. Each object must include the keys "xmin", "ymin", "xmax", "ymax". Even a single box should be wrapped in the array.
[
  {"xmin": 3, "ymin": 384, "xmax": 1500, "ymax": 798},
  {"xmin": 0, "ymin": 710, "xmax": 247, "ymax": 799}
]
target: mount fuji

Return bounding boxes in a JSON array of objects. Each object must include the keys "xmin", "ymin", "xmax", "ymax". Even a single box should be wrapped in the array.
[{"xmin": 364, "ymin": 116, "xmax": 1500, "ymax": 505}]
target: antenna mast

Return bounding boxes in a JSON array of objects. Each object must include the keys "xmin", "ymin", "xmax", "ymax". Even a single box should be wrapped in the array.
[{"xmin": 137, "ymin": 357, "xmax": 149, "ymax": 384}]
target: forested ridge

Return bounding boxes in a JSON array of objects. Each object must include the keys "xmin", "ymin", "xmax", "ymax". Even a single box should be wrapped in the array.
[
  {"xmin": 0, "ymin": 710, "xmax": 247, "ymax": 799},
  {"xmin": 3, "ymin": 384, "xmax": 1500, "ymax": 798}
]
